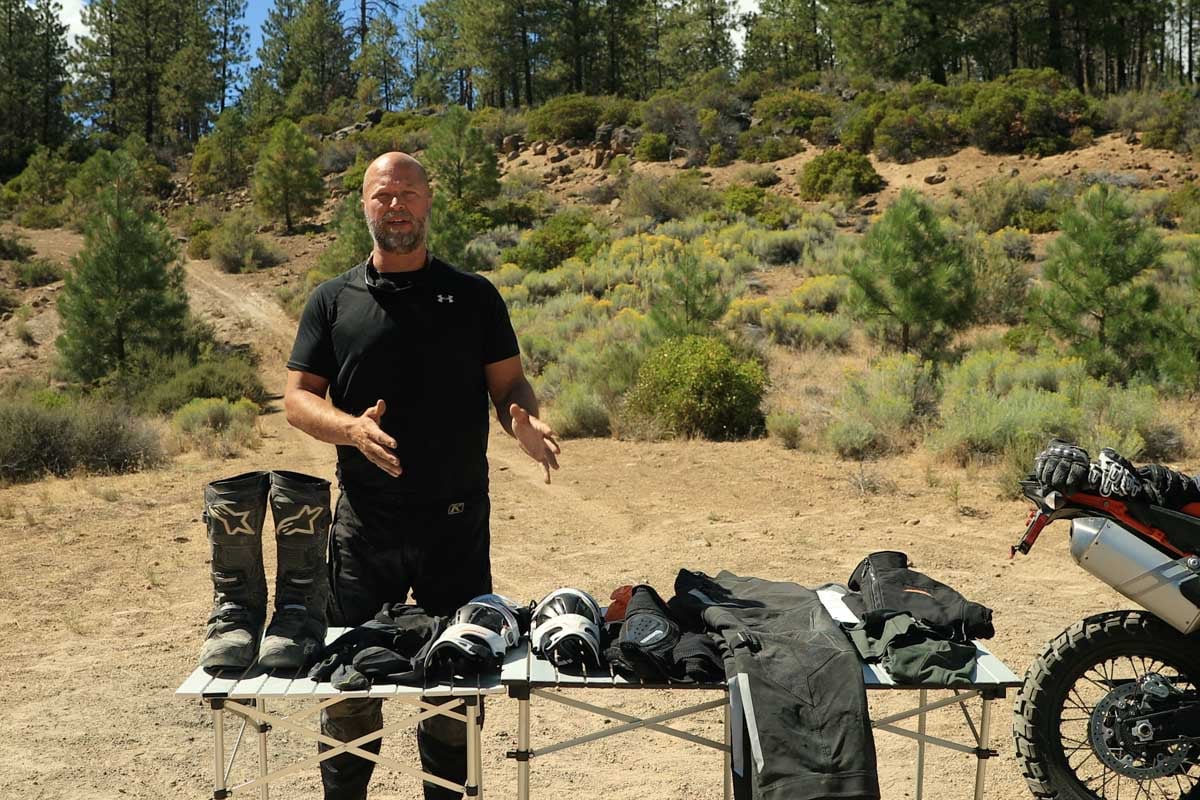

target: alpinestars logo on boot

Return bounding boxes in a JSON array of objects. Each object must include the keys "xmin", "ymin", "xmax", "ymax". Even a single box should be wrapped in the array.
[
  {"xmin": 207, "ymin": 504, "xmax": 257, "ymax": 536},
  {"xmin": 276, "ymin": 505, "xmax": 325, "ymax": 535},
  {"xmin": 437, "ymin": 294, "xmax": 454, "ymax": 303}
]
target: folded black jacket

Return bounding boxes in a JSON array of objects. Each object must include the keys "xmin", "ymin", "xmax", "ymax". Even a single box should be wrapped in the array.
[
  {"xmin": 308, "ymin": 603, "xmax": 443, "ymax": 690},
  {"xmin": 845, "ymin": 551, "xmax": 994, "ymax": 641}
]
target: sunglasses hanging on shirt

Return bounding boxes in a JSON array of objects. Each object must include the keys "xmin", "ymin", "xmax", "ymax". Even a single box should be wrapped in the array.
[{"xmin": 363, "ymin": 253, "xmax": 431, "ymax": 294}]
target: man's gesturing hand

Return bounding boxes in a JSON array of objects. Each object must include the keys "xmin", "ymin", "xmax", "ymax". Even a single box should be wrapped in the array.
[
  {"xmin": 510, "ymin": 403, "xmax": 560, "ymax": 484},
  {"xmin": 349, "ymin": 399, "xmax": 402, "ymax": 478}
]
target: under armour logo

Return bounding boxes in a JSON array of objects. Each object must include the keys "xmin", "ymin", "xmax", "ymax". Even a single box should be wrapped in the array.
[
  {"xmin": 447, "ymin": 502, "xmax": 464, "ymax": 515},
  {"xmin": 437, "ymin": 294, "xmax": 454, "ymax": 303}
]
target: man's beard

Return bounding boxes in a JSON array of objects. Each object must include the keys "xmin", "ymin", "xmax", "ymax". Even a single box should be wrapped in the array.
[{"xmin": 367, "ymin": 214, "xmax": 427, "ymax": 253}]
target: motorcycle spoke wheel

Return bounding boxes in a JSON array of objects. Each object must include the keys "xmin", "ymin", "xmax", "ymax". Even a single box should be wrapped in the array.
[
  {"xmin": 1014, "ymin": 610, "xmax": 1200, "ymax": 800},
  {"xmin": 1060, "ymin": 654, "xmax": 1199, "ymax": 799}
]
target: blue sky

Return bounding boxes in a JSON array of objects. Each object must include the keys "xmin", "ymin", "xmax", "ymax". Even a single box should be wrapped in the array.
[{"xmin": 59, "ymin": 0, "xmax": 757, "ymax": 70}]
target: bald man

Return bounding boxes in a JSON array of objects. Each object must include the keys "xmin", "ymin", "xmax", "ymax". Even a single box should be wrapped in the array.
[{"xmin": 284, "ymin": 152, "xmax": 560, "ymax": 800}]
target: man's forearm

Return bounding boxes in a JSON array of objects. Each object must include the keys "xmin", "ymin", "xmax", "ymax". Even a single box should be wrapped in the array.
[
  {"xmin": 284, "ymin": 390, "xmax": 357, "ymax": 446},
  {"xmin": 497, "ymin": 378, "xmax": 539, "ymax": 435}
]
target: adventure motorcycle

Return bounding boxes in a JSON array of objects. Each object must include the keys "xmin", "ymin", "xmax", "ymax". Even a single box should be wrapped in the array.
[{"xmin": 1011, "ymin": 474, "xmax": 1200, "ymax": 799}]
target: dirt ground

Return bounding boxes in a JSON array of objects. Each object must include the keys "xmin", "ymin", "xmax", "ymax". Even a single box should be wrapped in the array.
[{"xmin": 0, "ymin": 140, "xmax": 1185, "ymax": 799}]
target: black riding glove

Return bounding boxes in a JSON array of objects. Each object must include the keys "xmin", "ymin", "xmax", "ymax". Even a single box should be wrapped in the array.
[
  {"xmin": 1094, "ymin": 448, "xmax": 1142, "ymax": 498},
  {"xmin": 1136, "ymin": 464, "xmax": 1200, "ymax": 508},
  {"xmin": 1034, "ymin": 439, "xmax": 1091, "ymax": 495}
]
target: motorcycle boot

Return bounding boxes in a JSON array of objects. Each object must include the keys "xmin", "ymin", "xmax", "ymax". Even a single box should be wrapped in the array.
[
  {"xmin": 259, "ymin": 470, "xmax": 332, "ymax": 670},
  {"xmin": 200, "ymin": 471, "xmax": 271, "ymax": 671}
]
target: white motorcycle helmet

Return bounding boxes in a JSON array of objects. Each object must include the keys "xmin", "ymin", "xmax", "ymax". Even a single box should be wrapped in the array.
[
  {"xmin": 530, "ymin": 588, "xmax": 604, "ymax": 668},
  {"xmin": 424, "ymin": 622, "xmax": 508, "ymax": 676},
  {"xmin": 452, "ymin": 593, "xmax": 524, "ymax": 650}
]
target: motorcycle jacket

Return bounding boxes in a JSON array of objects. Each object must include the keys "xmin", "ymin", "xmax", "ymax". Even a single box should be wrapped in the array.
[{"xmin": 844, "ymin": 551, "xmax": 994, "ymax": 641}]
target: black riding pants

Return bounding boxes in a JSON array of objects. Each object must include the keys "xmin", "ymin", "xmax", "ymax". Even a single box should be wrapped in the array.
[
  {"xmin": 674, "ymin": 570, "xmax": 880, "ymax": 800},
  {"xmin": 319, "ymin": 486, "xmax": 492, "ymax": 800}
]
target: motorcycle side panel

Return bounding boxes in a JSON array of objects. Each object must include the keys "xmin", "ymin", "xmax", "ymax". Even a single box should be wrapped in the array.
[{"xmin": 1070, "ymin": 517, "xmax": 1200, "ymax": 635}]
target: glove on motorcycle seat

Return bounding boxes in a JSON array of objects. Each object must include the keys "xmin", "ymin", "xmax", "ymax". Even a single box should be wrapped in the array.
[
  {"xmin": 1138, "ymin": 464, "xmax": 1200, "ymax": 509},
  {"xmin": 1034, "ymin": 439, "xmax": 1092, "ymax": 495},
  {"xmin": 605, "ymin": 584, "xmax": 681, "ymax": 681}
]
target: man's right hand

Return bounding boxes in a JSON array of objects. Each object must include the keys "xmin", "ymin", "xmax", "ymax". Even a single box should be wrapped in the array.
[{"xmin": 348, "ymin": 399, "xmax": 402, "ymax": 478}]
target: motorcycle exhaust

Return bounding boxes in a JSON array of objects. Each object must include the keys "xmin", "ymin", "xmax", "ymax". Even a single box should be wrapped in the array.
[{"xmin": 1070, "ymin": 517, "xmax": 1200, "ymax": 635}]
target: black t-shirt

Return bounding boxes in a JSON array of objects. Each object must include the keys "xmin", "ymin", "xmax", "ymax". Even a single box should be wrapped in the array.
[{"xmin": 286, "ymin": 257, "xmax": 520, "ymax": 500}]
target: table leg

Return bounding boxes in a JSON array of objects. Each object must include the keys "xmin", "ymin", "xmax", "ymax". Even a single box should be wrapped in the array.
[
  {"xmin": 974, "ymin": 695, "xmax": 992, "ymax": 800},
  {"xmin": 915, "ymin": 688, "xmax": 927, "ymax": 800},
  {"xmin": 256, "ymin": 698, "xmax": 269, "ymax": 800},
  {"xmin": 466, "ymin": 698, "xmax": 481, "ymax": 799},
  {"xmin": 723, "ymin": 698, "xmax": 732, "ymax": 800},
  {"xmin": 517, "ymin": 694, "xmax": 530, "ymax": 800},
  {"xmin": 213, "ymin": 703, "xmax": 227, "ymax": 800}
]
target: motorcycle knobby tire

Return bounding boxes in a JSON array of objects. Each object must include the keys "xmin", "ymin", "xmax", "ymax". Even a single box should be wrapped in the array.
[{"xmin": 1013, "ymin": 609, "xmax": 1200, "ymax": 800}]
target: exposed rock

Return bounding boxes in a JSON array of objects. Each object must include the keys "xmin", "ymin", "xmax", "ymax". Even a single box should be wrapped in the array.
[
  {"xmin": 547, "ymin": 147, "xmax": 568, "ymax": 164},
  {"xmin": 594, "ymin": 123, "xmax": 615, "ymax": 148},
  {"xmin": 609, "ymin": 197, "xmax": 621, "ymax": 208},
  {"xmin": 923, "ymin": 173, "xmax": 946, "ymax": 185},
  {"xmin": 610, "ymin": 126, "xmax": 638, "ymax": 155},
  {"xmin": 1126, "ymin": 133, "xmax": 1141, "ymax": 145},
  {"xmin": 1009, "ymin": 168, "xmax": 1020, "ymax": 177},
  {"xmin": 502, "ymin": 134, "xmax": 522, "ymax": 154},
  {"xmin": 557, "ymin": 164, "xmax": 573, "ymax": 176},
  {"xmin": 507, "ymin": 150, "xmax": 520, "ymax": 161},
  {"xmin": 364, "ymin": 108, "xmax": 384, "ymax": 125},
  {"xmin": 591, "ymin": 150, "xmax": 605, "ymax": 169},
  {"xmin": 532, "ymin": 141, "xmax": 548, "ymax": 156},
  {"xmin": 569, "ymin": 148, "xmax": 581, "ymax": 156},
  {"xmin": 936, "ymin": 163, "xmax": 948, "ymax": 173}
]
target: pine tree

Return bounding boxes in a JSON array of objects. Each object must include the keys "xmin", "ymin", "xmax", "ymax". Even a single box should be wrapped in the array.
[
  {"xmin": 1032, "ymin": 184, "xmax": 1165, "ymax": 381},
  {"xmin": 741, "ymin": 0, "xmax": 831, "ymax": 79},
  {"xmin": 648, "ymin": 248, "xmax": 729, "ymax": 337},
  {"xmin": 256, "ymin": 0, "xmax": 302, "ymax": 99},
  {"xmin": 847, "ymin": 189, "xmax": 976, "ymax": 358},
  {"xmin": 660, "ymin": 0, "xmax": 736, "ymax": 82},
  {"xmin": 289, "ymin": 0, "xmax": 354, "ymax": 106},
  {"xmin": 826, "ymin": 0, "xmax": 970, "ymax": 84},
  {"xmin": 0, "ymin": 0, "xmax": 70, "ymax": 178},
  {"xmin": 190, "ymin": 107, "xmax": 250, "ymax": 194},
  {"xmin": 212, "ymin": 0, "xmax": 249, "ymax": 111},
  {"xmin": 355, "ymin": 14, "xmax": 409, "ymax": 111},
  {"xmin": 252, "ymin": 119, "xmax": 323, "ymax": 232},
  {"xmin": 424, "ymin": 105, "xmax": 500, "ymax": 206},
  {"xmin": 70, "ymin": 0, "xmax": 218, "ymax": 146},
  {"xmin": 56, "ymin": 152, "xmax": 188, "ymax": 383}
]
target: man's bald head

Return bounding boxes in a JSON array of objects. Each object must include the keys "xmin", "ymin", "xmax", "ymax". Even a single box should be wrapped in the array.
[
  {"xmin": 361, "ymin": 152, "xmax": 432, "ymax": 256},
  {"xmin": 361, "ymin": 152, "xmax": 430, "ymax": 198}
]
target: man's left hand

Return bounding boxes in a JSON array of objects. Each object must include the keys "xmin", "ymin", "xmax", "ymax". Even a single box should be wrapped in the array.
[{"xmin": 510, "ymin": 403, "xmax": 561, "ymax": 484}]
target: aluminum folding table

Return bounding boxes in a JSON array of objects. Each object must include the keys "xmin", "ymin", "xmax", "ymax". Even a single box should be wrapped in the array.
[
  {"xmin": 176, "ymin": 627, "xmax": 511, "ymax": 800},
  {"xmin": 501, "ymin": 589, "xmax": 1023, "ymax": 800}
]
